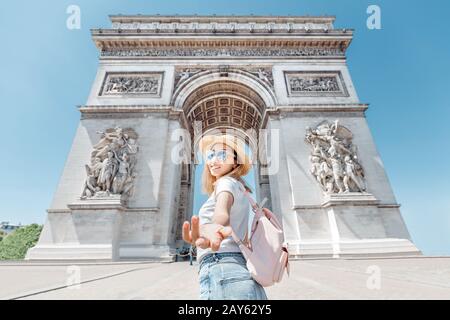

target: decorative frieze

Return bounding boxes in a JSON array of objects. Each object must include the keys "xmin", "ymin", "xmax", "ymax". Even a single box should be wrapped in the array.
[
  {"xmin": 173, "ymin": 66, "xmax": 274, "ymax": 90},
  {"xmin": 285, "ymin": 71, "xmax": 348, "ymax": 97},
  {"xmin": 110, "ymin": 21, "xmax": 334, "ymax": 33},
  {"xmin": 305, "ymin": 120, "xmax": 367, "ymax": 194},
  {"xmin": 81, "ymin": 127, "xmax": 139, "ymax": 201},
  {"xmin": 100, "ymin": 72, "xmax": 163, "ymax": 96},
  {"xmin": 101, "ymin": 47, "xmax": 345, "ymax": 58}
]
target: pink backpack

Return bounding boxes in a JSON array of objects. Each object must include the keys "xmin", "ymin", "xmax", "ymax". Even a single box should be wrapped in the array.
[{"xmin": 231, "ymin": 181, "xmax": 290, "ymax": 287}]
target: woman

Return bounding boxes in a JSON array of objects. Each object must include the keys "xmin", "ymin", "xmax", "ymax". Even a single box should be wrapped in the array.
[{"xmin": 182, "ymin": 134, "xmax": 268, "ymax": 300}]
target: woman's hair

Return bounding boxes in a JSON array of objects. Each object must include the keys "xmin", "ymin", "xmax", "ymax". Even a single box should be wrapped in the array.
[{"xmin": 201, "ymin": 144, "xmax": 252, "ymax": 195}]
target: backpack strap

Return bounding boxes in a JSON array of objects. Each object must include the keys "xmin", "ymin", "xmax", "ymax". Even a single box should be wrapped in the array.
[
  {"xmin": 228, "ymin": 178, "xmax": 257, "ymax": 255},
  {"xmin": 235, "ymin": 178, "xmax": 267, "ymax": 214}
]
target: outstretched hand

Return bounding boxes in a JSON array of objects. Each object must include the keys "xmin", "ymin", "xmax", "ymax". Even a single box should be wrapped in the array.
[{"xmin": 182, "ymin": 216, "xmax": 232, "ymax": 251}]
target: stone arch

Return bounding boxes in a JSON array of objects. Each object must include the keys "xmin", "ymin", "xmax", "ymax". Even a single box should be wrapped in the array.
[
  {"xmin": 172, "ymin": 69, "xmax": 277, "ymax": 110},
  {"xmin": 173, "ymin": 72, "xmax": 274, "ymax": 248},
  {"xmin": 177, "ymin": 72, "xmax": 273, "ymax": 162}
]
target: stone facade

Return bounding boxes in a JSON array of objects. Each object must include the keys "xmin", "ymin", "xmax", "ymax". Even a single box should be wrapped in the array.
[{"xmin": 26, "ymin": 15, "xmax": 421, "ymax": 261}]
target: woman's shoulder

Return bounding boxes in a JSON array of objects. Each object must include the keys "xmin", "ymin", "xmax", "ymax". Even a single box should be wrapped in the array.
[
  {"xmin": 216, "ymin": 175, "xmax": 241, "ymax": 187},
  {"xmin": 214, "ymin": 176, "xmax": 244, "ymax": 194}
]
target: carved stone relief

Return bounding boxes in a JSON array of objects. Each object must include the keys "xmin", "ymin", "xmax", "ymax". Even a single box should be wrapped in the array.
[
  {"xmin": 100, "ymin": 72, "xmax": 163, "ymax": 96},
  {"xmin": 101, "ymin": 47, "xmax": 345, "ymax": 58},
  {"xmin": 174, "ymin": 68, "xmax": 206, "ymax": 89},
  {"xmin": 248, "ymin": 68, "xmax": 274, "ymax": 87},
  {"xmin": 285, "ymin": 71, "xmax": 348, "ymax": 97},
  {"xmin": 111, "ymin": 21, "xmax": 334, "ymax": 32},
  {"xmin": 305, "ymin": 120, "xmax": 367, "ymax": 194},
  {"xmin": 81, "ymin": 127, "xmax": 139, "ymax": 200}
]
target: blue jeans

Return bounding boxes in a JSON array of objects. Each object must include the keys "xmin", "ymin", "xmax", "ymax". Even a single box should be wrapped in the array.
[{"xmin": 198, "ymin": 252, "xmax": 268, "ymax": 300}]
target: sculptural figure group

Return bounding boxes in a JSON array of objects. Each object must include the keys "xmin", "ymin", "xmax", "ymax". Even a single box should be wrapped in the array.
[
  {"xmin": 104, "ymin": 76, "xmax": 159, "ymax": 94},
  {"xmin": 306, "ymin": 120, "xmax": 367, "ymax": 194},
  {"xmin": 81, "ymin": 127, "xmax": 139, "ymax": 199},
  {"xmin": 290, "ymin": 76, "xmax": 339, "ymax": 92}
]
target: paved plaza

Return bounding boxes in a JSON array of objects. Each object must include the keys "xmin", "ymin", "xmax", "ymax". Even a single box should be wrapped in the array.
[{"xmin": 2, "ymin": 256, "xmax": 449, "ymax": 300}]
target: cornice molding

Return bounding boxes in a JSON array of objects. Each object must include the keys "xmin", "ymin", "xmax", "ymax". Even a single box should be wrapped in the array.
[
  {"xmin": 275, "ymin": 104, "xmax": 368, "ymax": 112},
  {"xmin": 292, "ymin": 203, "xmax": 401, "ymax": 210},
  {"xmin": 91, "ymin": 15, "xmax": 353, "ymax": 55},
  {"xmin": 108, "ymin": 15, "xmax": 337, "ymax": 24},
  {"xmin": 261, "ymin": 104, "xmax": 368, "ymax": 128},
  {"xmin": 78, "ymin": 105, "xmax": 174, "ymax": 113},
  {"xmin": 92, "ymin": 35, "xmax": 352, "ymax": 53}
]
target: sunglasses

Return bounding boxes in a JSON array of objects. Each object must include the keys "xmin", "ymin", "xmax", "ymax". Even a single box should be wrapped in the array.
[{"xmin": 205, "ymin": 149, "xmax": 236, "ymax": 162}]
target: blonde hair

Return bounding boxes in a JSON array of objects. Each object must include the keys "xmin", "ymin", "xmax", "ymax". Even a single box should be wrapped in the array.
[{"xmin": 201, "ymin": 143, "xmax": 252, "ymax": 195}]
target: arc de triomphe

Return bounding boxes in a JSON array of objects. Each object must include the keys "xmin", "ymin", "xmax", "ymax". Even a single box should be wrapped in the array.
[{"xmin": 26, "ymin": 15, "xmax": 421, "ymax": 261}]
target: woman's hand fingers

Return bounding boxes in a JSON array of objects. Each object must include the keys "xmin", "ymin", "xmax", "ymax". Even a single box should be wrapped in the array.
[
  {"xmin": 209, "ymin": 226, "xmax": 232, "ymax": 251},
  {"xmin": 195, "ymin": 237, "xmax": 210, "ymax": 249},
  {"xmin": 191, "ymin": 223, "xmax": 233, "ymax": 251},
  {"xmin": 182, "ymin": 221, "xmax": 192, "ymax": 244},
  {"xmin": 210, "ymin": 237, "xmax": 222, "ymax": 251},
  {"xmin": 210, "ymin": 231, "xmax": 225, "ymax": 252},
  {"xmin": 199, "ymin": 223, "xmax": 224, "ymax": 252},
  {"xmin": 182, "ymin": 219, "xmax": 213, "ymax": 250},
  {"xmin": 191, "ymin": 216, "xmax": 200, "ymax": 242},
  {"xmin": 218, "ymin": 226, "xmax": 232, "ymax": 239}
]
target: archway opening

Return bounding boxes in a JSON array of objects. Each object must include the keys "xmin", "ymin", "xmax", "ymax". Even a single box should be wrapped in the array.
[{"xmin": 174, "ymin": 79, "xmax": 272, "ymax": 253}]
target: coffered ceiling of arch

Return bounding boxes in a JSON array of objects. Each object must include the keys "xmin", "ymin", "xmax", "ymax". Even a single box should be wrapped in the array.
[
  {"xmin": 181, "ymin": 80, "xmax": 266, "ymax": 115},
  {"xmin": 186, "ymin": 96, "xmax": 262, "ymax": 137}
]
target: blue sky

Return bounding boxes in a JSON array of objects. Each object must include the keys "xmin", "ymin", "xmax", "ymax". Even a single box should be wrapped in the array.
[{"xmin": 0, "ymin": 0, "xmax": 449, "ymax": 255}]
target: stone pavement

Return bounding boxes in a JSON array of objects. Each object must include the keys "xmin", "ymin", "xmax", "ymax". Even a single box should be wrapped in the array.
[{"xmin": 1, "ymin": 256, "xmax": 450, "ymax": 300}]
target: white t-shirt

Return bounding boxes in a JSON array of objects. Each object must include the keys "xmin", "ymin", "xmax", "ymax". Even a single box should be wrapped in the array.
[{"xmin": 197, "ymin": 176, "xmax": 251, "ymax": 263}]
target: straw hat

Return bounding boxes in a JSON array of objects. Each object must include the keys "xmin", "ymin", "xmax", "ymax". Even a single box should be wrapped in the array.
[{"xmin": 198, "ymin": 134, "xmax": 252, "ymax": 176}]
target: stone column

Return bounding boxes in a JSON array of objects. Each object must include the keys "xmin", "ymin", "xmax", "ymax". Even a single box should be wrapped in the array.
[
  {"xmin": 155, "ymin": 113, "xmax": 183, "ymax": 251},
  {"xmin": 265, "ymin": 112, "xmax": 302, "ymax": 248}
]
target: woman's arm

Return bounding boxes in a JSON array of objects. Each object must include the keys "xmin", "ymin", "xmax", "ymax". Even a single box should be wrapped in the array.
[
  {"xmin": 211, "ymin": 191, "xmax": 233, "ymax": 226},
  {"xmin": 182, "ymin": 192, "xmax": 234, "ymax": 251}
]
